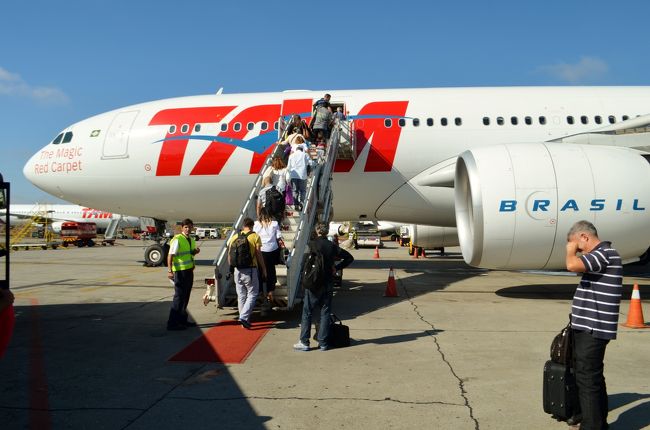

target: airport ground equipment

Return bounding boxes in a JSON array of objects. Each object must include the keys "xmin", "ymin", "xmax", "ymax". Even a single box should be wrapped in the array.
[
  {"xmin": 8, "ymin": 203, "xmax": 59, "ymax": 250},
  {"xmin": 204, "ymin": 116, "xmax": 355, "ymax": 310},
  {"xmin": 101, "ymin": 215, "xmax": 121, "ymax": 245},
  {"xmin": 350, "ymin": 222, "xmax": 383, "ymax": 248},
  {"xmin": 60, "ymin": 221, "xmax": 97, "ymax": 247}
]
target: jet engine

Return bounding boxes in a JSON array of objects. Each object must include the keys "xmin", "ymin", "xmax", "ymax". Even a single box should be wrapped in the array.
[{"xmin": 454, "ymin": 143, "xmax": 650, "ymax": 269}]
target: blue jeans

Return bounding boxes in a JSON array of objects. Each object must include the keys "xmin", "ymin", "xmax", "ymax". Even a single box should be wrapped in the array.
[
  {"xmin": 291, "ymin": 178, "xmax": 306, "ymax": 208},
  {"xmin": 299, "ymin": 282, "xmax": 333, "ymax": 347},
  {"xmin": 573, "ymin": 329, "xmax": 610, "ymax": 430}
]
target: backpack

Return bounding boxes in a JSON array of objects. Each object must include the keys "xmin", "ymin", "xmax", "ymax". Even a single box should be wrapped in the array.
[
  {"xmin": 265, "ymin": 187, "xmax": 285, "ymax": 217},
  {"xmin": 229, "ymin": 231, "xmax": 253, "ymax": 269},
  {"xmin": 301, "ymin": 242, "xmax": 325, "ymax": 291}
]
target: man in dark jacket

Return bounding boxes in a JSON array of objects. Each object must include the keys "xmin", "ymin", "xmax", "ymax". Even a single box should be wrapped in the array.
[{"xmin": 294, "ymin": 222, "xmax": 353, "ymax": 351}]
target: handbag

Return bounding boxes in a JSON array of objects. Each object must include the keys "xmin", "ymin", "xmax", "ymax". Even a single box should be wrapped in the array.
[
  {"xmin": 285, "ymin": 184, "xmax": 294, "ymax": 205},
  {"xmin": 550, "ymin": 316, "xmax": 573, "ymax": 365}
]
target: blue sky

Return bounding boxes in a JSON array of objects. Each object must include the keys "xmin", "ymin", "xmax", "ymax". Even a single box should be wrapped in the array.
[{"xmin": 1, "ymin": 0, "xmax": 649, "ymax": 203}]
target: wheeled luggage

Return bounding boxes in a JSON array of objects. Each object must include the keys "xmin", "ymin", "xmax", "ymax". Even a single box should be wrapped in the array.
[{"xmin": 543, "ymin": 360, "xmax": 578, "ymax": 421}]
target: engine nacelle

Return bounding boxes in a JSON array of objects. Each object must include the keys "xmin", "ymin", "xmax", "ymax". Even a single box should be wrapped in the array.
[
  {"xmin": 404, "ymin": 224, "xmax": 459, "ymax": 248},
  {"xmin": 455, "ymin": 143, "xmax": 650, "ymax": 269}
]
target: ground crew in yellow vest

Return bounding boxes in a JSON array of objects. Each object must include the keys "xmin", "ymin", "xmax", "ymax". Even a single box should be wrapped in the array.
[{"xmin": 166, "ymin": 218, "xmax": 200, "ymax": 330}]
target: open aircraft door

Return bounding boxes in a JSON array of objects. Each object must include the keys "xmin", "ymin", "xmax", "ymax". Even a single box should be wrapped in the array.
[{"xmin": 102, "ymin": 110, "xmax": 139, "ymax": 159}]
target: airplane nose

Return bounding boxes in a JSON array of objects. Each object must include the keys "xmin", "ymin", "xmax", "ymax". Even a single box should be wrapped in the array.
[{"xmin": 23, "ymin": 148, "xmax": 57, "ymax": 196}]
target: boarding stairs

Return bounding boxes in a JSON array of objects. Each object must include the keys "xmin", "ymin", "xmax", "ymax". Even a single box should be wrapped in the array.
[
  {"xmin": 102, "ymin": 216, "xmax": 121, "ymax": 244},
  {"xmin": 204, "ymin": 116, "xmax": 356, "ymax": 310}
]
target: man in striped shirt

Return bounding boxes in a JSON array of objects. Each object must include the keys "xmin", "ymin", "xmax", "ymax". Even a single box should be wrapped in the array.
[{"xmin": 566, "ymin": 220, "xmax": 622, "ymax": 430}]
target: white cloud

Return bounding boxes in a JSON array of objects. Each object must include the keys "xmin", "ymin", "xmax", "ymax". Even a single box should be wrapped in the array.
[
  {"xmin": 538, "ymin": 56, "xmax": 609, "ymax": 83},
  {"xmin": 0, "ymin": 66, "xmax": 69, "ymax": 104}
]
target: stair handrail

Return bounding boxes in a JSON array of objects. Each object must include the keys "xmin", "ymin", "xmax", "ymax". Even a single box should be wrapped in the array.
[
  {"xmin": 284, "ymin": 124, "xmax": 342, "ymax": 308},
  {"xmin": 212, "ymin": 139, "xmax": 286, "ymax": 307}
]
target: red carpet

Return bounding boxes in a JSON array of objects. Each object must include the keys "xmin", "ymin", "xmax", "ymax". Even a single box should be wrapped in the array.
[{"xmin": 169, "ymin": 320, "xmax": 274, "ymax": 363}]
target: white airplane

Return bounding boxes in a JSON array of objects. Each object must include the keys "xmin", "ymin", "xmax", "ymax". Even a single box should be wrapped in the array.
[
  {"xmin": 4, "ymin": 204, "xmax": 140, "ymax": 233},
  {"xmin": 23, "ymin": 87, "xmax": 650, "ymax": 269}
]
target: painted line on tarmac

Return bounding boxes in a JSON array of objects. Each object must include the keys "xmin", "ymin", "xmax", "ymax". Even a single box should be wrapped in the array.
[{"xmin": 29, "ymin": 298, "xmax": 51, "ymax": 430}]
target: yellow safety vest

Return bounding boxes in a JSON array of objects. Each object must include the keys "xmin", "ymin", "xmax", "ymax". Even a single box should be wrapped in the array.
[{"xmin": 171, "ymin": 234, "xmax": 196, "ymax": 272}]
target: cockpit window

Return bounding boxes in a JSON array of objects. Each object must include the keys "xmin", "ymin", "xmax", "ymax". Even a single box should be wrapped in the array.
[
  {"xmin": 52, "ymin": 133, "xmax": 64, "ymax": 145},
  {"xmin": 62, "ymin": 131, "xmax": 73, "ymax": 143}
]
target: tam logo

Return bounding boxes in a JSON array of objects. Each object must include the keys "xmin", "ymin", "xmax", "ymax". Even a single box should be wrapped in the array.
[
  {"xmin": 149, "ymin": 99, "xmax": 409, "ymax": 176},
  {"xmin": 82, "ymin": 208, "xmax": 113, "ymax": 219},
  {"xmin": 499, "ymin": 198, "xmax": 646, "ymax": 212}
]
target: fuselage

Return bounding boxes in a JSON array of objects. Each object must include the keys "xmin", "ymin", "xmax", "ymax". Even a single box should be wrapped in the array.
[
  {"xmin": 4, "ymin": 204, "xmax": 140, "ymax": 231},
  {"xmin": 23, "ymin": 87, "xmax": 650, "ymax": 226}
]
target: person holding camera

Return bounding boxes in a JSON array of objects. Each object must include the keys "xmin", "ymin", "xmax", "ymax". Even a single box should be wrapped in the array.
[{"xmin": 166, "ymin": 218, "xmax": 200, "ymax": 330}]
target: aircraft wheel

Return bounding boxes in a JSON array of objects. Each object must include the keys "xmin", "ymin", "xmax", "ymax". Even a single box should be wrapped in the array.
[
  {"xmin": 408, "ymin": 246, "xmax": 414, "ymax": 256},
  {"xmin": 87, "ymin": 239, "xmax": 95, "ymax": 247},
  {"xmin": 145, "ymin": 244, "xmax": 165, "ymax": 267}
]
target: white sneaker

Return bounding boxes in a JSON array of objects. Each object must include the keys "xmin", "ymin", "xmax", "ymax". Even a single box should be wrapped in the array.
[{"xmin": 293, "ymin": 341, "xmax": 309, "ymax": 351}]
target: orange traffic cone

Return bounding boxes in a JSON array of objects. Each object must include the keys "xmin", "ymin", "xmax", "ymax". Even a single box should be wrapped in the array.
[
  {"xmin": 622, "ymin": 284, "xmax": 650, "ymax": 329},
  {"xmin": 373, "ymin": 246, "xmax": 380, "ymax": 259},
  {"xmin": 384, "ymin": 268, "xmax": 398, "ymax": 297},
  {"xmin": 421, "ymin": 248, "xmax": 427, "ymax": 258},
  {"xmin": 412, "ymin": 246, "xmax": 420, "ymax": 259}
]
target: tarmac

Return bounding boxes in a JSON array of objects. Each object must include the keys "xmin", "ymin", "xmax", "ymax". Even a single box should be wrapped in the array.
[{"xmin": 1, "ymin": 239, "xmax": 649, "ymax": 430}]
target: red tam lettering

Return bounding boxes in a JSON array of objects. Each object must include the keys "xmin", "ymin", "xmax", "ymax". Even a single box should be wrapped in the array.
[
  {"xmin": 191, "ymin": 104, "xmax": 281, "ymax": 176},
  {"xmin": 150, "ymin": 106, "xmax": 236, "ymax": 176},
  {"xmin": 334, "ymin": 101, "xmax": 409, "ymax": 173}
]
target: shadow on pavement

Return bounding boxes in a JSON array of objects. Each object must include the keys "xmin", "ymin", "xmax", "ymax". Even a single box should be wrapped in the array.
[
  {"xmin": 495, "ymin": 284, "xmax": 635, "ymax": 300},
  {"xmin": 0, "ymin": 301, "xmax": 271, "ymax": 430},
  {"xmin": 609, "ymin": 392, "xmax": 650, "ymax": 430}
]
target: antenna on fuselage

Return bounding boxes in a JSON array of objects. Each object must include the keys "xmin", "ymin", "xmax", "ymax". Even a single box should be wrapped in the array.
[{"xmin": 216, "ymin": 87, "xmax": 224, "ymax": 95}]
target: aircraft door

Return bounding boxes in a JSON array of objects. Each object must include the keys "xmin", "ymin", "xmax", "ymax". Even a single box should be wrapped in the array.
[{"xmin": 102, "ymin": 111, "xmax": 139, "ymax": 159}]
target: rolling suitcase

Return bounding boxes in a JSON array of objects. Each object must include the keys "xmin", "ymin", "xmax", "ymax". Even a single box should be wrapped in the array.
[{"xmin": 543, "ymin": 360, "xmax": 578, "ymax": 421}]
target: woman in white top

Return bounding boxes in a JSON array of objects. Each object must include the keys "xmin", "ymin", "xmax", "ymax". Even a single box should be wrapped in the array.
[
  {"xmin": 253, "ymin": 208, "xmax": 284, "ymax": 301},
  {"xmin": 263, "ymin": 156, "xmax": 288, "ymax": 195}
]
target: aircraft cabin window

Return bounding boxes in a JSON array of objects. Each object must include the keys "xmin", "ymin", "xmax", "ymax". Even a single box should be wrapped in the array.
[
  {"xmin": 260, "ymin": 121, "xmax": 268, "ymax": 131},
  {"xmin": 221, "ymin": 123, "xmax": 228, "ymax": 132},
  {"xmin": 194, "ymin": 124, "xmax": 201, "ymax": 132},
  {"xmin": 608, "ymin": 115, "xmax": 616, "ymax": 124},
  {"xmin": 413, "ymin": 118, "xmax": 420, "ymax": 127},
  {"xmin": 539, "ymin": 116, "xmax": 547, "ymax": 125},
  {"xmin": 52, "ymin": 133, "xmax": 64, "ymax": 145},
  {"xmin": 483, "ymin": 117, "xmax": 490, "ymax": 126},
  {"xmin": 247, "ymin": 122, "xmax": 254, "ymax": 131},
  {"xmin": 62, "ymin": 131, "xmax": 73, "ymax": 143},
  {"xmin": 622, "ymin": 115, "xmax": 629, "ymax": 121},
  {"xmin": 580, "ymin": 116, "xmax": 588, "ymax": 125},
  {"xmin": 168, "ymin": 125, "xmax": 176, "ymax": 134},
  {"xmin": 181, "ymin": 124, "xmax": 189, "ymax": 134},
  {"xmin": 511, "ymin": 116, "xmax": 518, "ymax": 125},
  {"xmin": 567, "ymin": 116, "xmax": 575, "ymax": 125},
  {"xmin": 384, "ymin": 118, "xmax": 392, "ymax": 128},
  {"xmin": 234, "ymin": 122, "xmax": 241, "ymax": 132},
  {"xmin": 455, "ymin": 117, "xmax": 462, "ymax": 126},
  {"xmin": 398, "ymin": 118, "xmax": 406, "ymax": 127},
  {"xmin": 274, "ymin": 121, "xmax": 279, "ymax": 130},
  {"xmin": 524, "ymin": 116, "xmax": 532, "ymax": 125},
  {"xmin": 441, "ymin": 117, "xmax": 448, "ymax": 126},
  {"xmin": 594, "ymin": 116, "xmax": 602, "ymax": 125},
  {"xmin": 426, "ymin": 118, "xmax": 434, "ymax": 126},
  {"xmin": 497, "ymin": 116, "xmax": 504, "ymax": 126}
]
